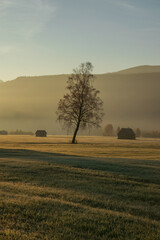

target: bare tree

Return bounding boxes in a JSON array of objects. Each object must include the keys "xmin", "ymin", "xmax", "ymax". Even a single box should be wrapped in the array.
[{"xmin": 56, "ymin": 62, "xmax": 104, "ymax": 143}]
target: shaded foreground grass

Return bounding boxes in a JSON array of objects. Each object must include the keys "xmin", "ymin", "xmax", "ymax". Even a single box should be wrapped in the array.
[{"xmin": 0, "ymin": 136, "xmax": 160, "ymax": 239}]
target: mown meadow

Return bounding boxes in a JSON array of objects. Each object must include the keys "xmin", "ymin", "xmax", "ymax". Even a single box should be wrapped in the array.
[{"xmin": 0, "ymin": 136, "xmax": 160, "ymax": 239}]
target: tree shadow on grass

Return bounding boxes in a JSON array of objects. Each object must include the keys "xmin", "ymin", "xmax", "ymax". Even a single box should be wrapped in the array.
[{"xmin": 0, "ymin": 148, "xmax": 160, "ymax": 184}]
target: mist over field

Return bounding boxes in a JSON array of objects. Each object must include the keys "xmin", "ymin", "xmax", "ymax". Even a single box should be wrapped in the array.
[{"xmin": 0, "ymin": 65, "xmax": 160, "ymax": 134}]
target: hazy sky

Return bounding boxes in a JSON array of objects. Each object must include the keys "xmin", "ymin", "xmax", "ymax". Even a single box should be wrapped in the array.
[{"xmin": 0, "ymin": 0, "xmax": 160, "ymax": 80}]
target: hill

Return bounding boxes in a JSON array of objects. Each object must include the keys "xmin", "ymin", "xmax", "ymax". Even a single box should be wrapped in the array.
[
  {"xmin": 117, "ymin": 65, "xmax": 160, "ymax": 74},
  {"xmin": 0, "ymin": 66, "xmax": 160, "ymax": 134}
]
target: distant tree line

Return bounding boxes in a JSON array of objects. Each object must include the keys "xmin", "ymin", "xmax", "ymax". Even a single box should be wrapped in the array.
[
  {"xmin": 9, "ymin": 130, "xmax": 34, "ymax": 135},
  {"xmin": 141, "ymin": 130, "xmax": 160, "ymax": 138},
  {"xmin": 103, "ymin": 124, "xmax": 160, "ymax": 138},
  {"xmin": 0, "ymin": 130, "xmax": 34, "ymax": 135}
]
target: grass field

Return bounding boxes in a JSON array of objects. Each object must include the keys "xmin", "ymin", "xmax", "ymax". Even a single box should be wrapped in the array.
[{"xmin": 0, "ymin": 135, "xmax": 160, "ymax": 239}]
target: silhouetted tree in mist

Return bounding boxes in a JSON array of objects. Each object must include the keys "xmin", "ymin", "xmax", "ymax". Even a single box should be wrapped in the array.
[
  {"xmin": 117, "ymin": 126, "xmax": 121, "ymax": 135},
  {"xmin": 103, "ymin": 124, "xmax": 114, "ymax": 136},
  {"xmin": 56, "ymin": 62, "xmax": 104, "ymax": 143},
  {"xmin": 135, "ymin": 128, "xmax": 141, "ymax": 137}
]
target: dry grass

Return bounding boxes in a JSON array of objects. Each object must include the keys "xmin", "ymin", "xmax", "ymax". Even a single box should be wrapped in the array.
[
  {"xmin": 0, "ymin": 135, "xmax": 160, "ymax": 160},
  {"xmin": 0, "ymin": 135, "xmax": 160, "ymax": 239}
]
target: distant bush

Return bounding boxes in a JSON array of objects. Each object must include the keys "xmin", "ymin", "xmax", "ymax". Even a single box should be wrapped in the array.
[{"xmin": 9, "ymin": 130, "xmax": 34, "ymax": 135}]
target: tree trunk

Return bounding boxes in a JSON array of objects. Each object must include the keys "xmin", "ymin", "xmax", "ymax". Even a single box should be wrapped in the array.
[{"xmin": 72, "ymin": 120, "xmax": 80, "ymax": 143}]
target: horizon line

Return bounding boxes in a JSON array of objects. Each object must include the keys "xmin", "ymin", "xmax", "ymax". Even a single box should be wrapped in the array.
[{"xmin": 1, "ymin": 64, "xmax": 160, "ymax": 82}]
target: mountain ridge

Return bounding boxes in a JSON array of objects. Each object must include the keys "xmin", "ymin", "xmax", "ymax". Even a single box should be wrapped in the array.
[
  {"xmin": 116, "ymin": 65, "xmax": 160, "ymax": 74},
  {"xmin": 1, "ymin": 65, "xmax": 160, "ymax": 83}
]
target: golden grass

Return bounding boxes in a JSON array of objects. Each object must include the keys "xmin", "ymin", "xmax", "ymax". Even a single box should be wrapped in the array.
[
  {"xmin": 0, "ymin": 135, "xmax": 160, "ymax": 160},
  {"xmin": 0, "ymin": 137, "xmax": 160, "ymax": 239}
]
